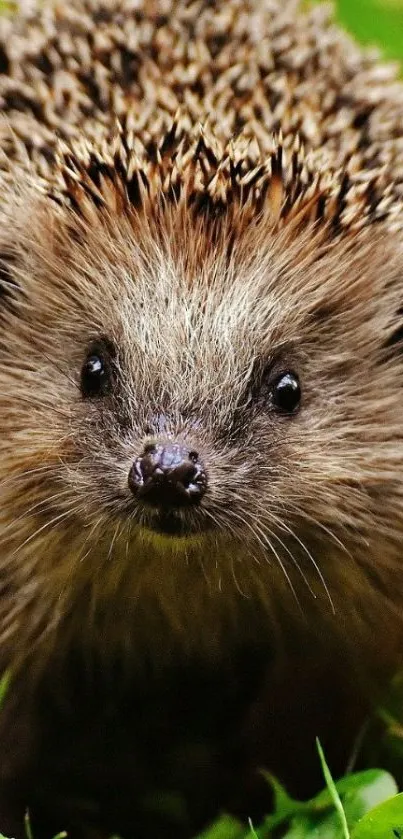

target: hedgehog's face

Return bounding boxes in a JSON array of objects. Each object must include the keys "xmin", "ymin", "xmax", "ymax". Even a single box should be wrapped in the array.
[
  {"xmin": 71, "ymin": 317, "xmax": 303, "ymax": 545},
  {"xmin": 1, "ymin": 195, "xmax": 403, "ymax": 639},
  {"xmin": 16, "ymin": 224, "xmax": 312, "ymax": 557}
]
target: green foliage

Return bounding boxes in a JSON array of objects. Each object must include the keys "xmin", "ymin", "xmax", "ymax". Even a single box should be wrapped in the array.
[
  {"xmin": 351, "ymin": 793, "xmax": 403, "ymax": 838},
  {"xmin": 337, "ymin": 0, "xmax": 403, "ymax": 62},
  {"xmin": 198, "ymin": 761, "xmax": 402, "ymax": 839}
]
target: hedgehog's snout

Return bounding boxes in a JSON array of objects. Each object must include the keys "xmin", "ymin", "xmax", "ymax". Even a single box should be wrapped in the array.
[{"xmin": 128, "ymin": 443, "xmax": 207, "ymax": 508}]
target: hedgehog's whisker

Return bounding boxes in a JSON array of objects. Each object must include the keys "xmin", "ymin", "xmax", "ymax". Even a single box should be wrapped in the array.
[
  {"xmin": 221, "ymin": 505, "xmax": 302, "ymax": 608},
  {"xmin": 229, "ymin": 555, "xmax": 250, "ymax": 598},
  {"xmin": 287, "ymin": 503, "xmax": 353, "ymax": 559},
  {"xmin": 248, "ymin": 519, "xmax": 302, "ymax": 610},
  {"xmin": 265, "ymin": 526, "xmax": 316, "ymax": 599},
  {"xmin": 107, "ymin": 520, "xmax": 123, "ymax": 561},
  {"xmin": 272, "ymin": 518, "xmax": 335, "ymax": 613}
]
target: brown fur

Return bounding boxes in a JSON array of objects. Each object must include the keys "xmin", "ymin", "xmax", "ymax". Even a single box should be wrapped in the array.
[{"xmin": 0, "ymin": 1, "xmax": 403, "ymax": 837}]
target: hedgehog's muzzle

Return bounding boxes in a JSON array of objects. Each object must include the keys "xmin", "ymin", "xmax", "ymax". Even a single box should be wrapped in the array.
[{"xmin": 128, "ymin": 442, "xmax": 208, "ymax": 537}]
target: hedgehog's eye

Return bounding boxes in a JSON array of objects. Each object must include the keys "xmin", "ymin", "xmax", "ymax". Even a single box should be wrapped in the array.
[
  {"xmin": 81, "ymin": 345, "xmax": 113, "ymax": 399},
  {"xmin": 271, "ymin": 372, "xmax": 301, "ymax": 414}
]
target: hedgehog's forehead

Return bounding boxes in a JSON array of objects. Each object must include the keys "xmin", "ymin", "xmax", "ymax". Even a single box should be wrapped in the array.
[
  {"xmin": 105, "ymin": 250, "xmax": 271, "ymax": 368},
  {"xmin": 74, "ymin": 255, "xmax": 268, "ymax": 408}
]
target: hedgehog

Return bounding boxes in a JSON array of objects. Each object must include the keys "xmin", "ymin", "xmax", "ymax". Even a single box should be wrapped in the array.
[{"xmin": 0, "ymin": 0, "xmax": 403, "ymax": 836}]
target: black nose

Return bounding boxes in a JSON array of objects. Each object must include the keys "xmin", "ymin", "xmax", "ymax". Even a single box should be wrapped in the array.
[{"xmin": 128, "ymin": 443, "xmax": 207, "ymax": 507}]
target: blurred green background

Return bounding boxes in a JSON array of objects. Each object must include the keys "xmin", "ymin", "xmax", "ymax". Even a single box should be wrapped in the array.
[{"xmin": 335, "ymin": 0, "xmax": 403, "ymax": 61}]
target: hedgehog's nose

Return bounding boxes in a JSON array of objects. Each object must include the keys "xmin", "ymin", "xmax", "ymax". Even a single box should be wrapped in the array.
[{"xmin": 128, "ymin": 443, "xmax": 207, "ymax": 507}]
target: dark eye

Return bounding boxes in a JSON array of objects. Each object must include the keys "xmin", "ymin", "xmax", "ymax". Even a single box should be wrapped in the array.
[
  {"xmin": 80, "ymin": 344, "xmax": 113, "ymax": 399},
  {"xmin": 271, "ymin": 372, "xmax": 301, "ymax": 414}
]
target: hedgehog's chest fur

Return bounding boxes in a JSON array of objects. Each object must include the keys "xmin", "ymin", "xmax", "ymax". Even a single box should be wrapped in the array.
[
  {"xmin": 0, "ymin": 540, "xmax": 394, "ymax": 838},
  {"xmin": 3, "ymin": 619, "xmax": 374, "ymax": 839}
]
